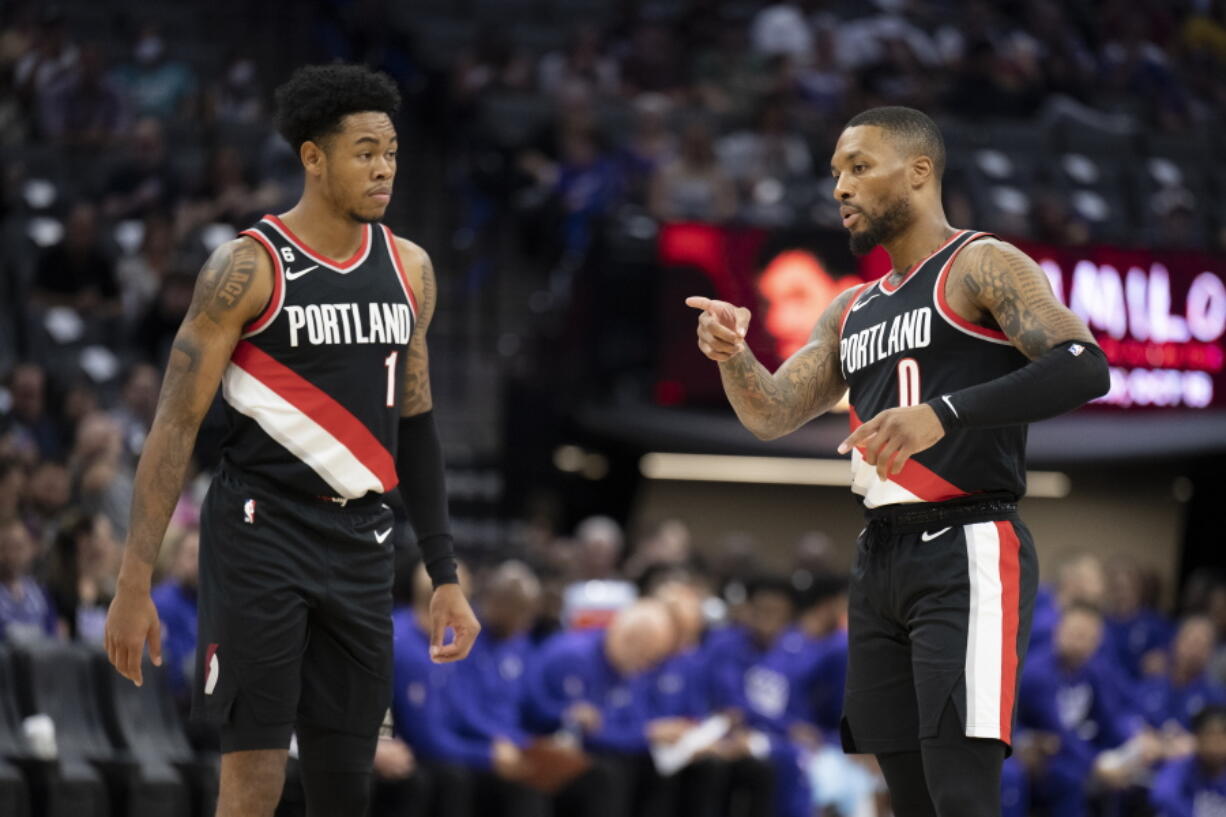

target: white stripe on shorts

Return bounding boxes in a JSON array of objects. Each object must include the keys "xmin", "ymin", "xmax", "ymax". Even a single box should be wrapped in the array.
[{"xmin": 963, "ymin": 521, "xmax": 1003, "ymax": 739}]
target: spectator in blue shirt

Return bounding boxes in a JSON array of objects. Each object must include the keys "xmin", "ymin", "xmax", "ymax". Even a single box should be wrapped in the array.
[
  {"xmin": 1139, "ymin": 616, "xmax": 1226, "ymax": 731},
  {"xmin": 706, "ymin": 574, "xmax": 812, "ymax": 817},
  {"xmin": 151, "ymin": 526, "xmax": 199, "ymax": 707},
  {"xmin": 0, "ymin": 519, "xmax": 58, "ymax": 643},
  {"xmin": 391, "ymin": 562, "xmax": 537, "ymax": 817},
  {"xmin": 1105, "ymin": 562, "xmax": 1173, "ymax": 681},
  {"xmin": 1019, "ymin": 602, "xmax": 1143, "ymax": 817},
  {"xmin": 523, "ymin": 599, "xmax": 676, "ymax": 817},
  {"xmin": 1150, "ymin": 705, "xmax": 1226, "ymax": 817}
]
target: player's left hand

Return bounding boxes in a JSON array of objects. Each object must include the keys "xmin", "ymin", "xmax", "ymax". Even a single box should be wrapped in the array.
[
  {"xmin": 428, "ymin": 583, "xmax": 480, "ymax": 663},
  {"xmin": 837, "ymin": 404, "xmax": 946, "ymax": 480}
]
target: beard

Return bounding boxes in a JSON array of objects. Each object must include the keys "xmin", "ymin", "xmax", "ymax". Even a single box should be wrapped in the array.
[
  {"xmin": 848, "ymin": 194, "xmax": 913, "ymax": 256},
  {"xmin": 348, "ymin": 209, "xmax": 384, "ymax": 225}
]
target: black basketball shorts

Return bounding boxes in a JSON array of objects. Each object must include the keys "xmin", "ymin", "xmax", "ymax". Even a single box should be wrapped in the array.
[
  {"xmin": 840, "ymin": 494, "xmax": 1038, "ymax": 756},
  {"xmin": 191, "ymin": 469, "xmax": 396, "ymax": 752}
]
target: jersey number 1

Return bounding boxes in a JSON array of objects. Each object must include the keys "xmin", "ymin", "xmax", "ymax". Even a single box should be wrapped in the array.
[
  {"xmin": 897, "ymin": 358, "xmax": 921, "ymax": 407},
  {"xmin": 384, "ymin": 351, "xmax": 398, "ymax": 408}
]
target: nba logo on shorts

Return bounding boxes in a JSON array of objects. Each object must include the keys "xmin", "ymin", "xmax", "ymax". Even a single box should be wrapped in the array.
[
  {"xmin": 1069, "ymin": 343, "xmax": 1085, "ymax": 357},
  {"xmin": 243, "ymin": 499, "xmax": 256, "ymax": 524}
]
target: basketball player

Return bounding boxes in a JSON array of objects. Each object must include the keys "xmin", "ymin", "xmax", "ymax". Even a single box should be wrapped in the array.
[
  {"xmin": 104, "ymin": 65, "xmax": 480, "ymax": 816},
  {"xmin": 688, "ymin": 107, "xmax": 1110, "ymax": 817}
]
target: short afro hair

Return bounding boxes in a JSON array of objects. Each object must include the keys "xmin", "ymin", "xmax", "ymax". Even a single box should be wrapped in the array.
[
  {"xmin": 274, "ymin": 64, "xmax": 401, "ymax": 153},
  {"xmin": 845, "ymin": 106, "xmax": 946, "ymax": 180}
]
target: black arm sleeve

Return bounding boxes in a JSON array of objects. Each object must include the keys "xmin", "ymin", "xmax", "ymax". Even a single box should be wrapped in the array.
[
  {"xmin": 396, "ymin": 411, "xmax": 458, "ymax": 587},
  {"xmin": 927, "ymin": 341, "xmax": 1110, "ymax": 431}
]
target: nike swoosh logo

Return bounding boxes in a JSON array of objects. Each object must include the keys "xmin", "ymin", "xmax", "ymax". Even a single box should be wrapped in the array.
[
  {"xmin": 285, "ymin": 265, "xmax": 319, "ymax": 281},
  {"xmin": 850, "ymin": 293, "xmax": 880, "ymax": 311},
  {"xmin": 920, "ymin": 527, "xmax": 952, "ymax": 542},
  {"xmin": 374, "ymin": 528, "xmax": 392, "ymax": 543}
]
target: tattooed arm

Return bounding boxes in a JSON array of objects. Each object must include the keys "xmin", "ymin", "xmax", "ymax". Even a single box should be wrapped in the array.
[
  {"xmin": 688, "ymin": 289, "xmax": 857, "ymax": 440},
  {"xmin": 396, "ymin": 237, "xmax": 435, "ymax": 416},
  {"xmin": 106, "ymin": 237, "xmax": 270, "ymax": 685},
  {"xmin": 947, "ymin": 237, "xmax": 1095, "ymax": 358}
]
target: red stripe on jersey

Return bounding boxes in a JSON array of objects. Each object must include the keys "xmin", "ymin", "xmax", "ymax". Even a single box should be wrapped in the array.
[
  {"xmin": 879, "ymin": 230, "xmax": 968, "ymax": 294},
  {"xmin": 934, "ymin": 233, "xmax": 1010, "ymax": 342},
  {"xmin": 839, "ymin": 282, "xmax": 874, "ymax": 339},
  {"xmin": 230, "ymin": 341, "xmax": 398, "ymax": 490},
  {"xmin": 849, "ymin": 407, "xmax": 969, "ymax": 502},
  {"xmin": 381, "ymin": 225, "xmax": 419, "ymax": 315},
  {"xmin": 265, "ymin": 215, "xmax": 370, "ymax": 270},
  {"xmin": 996, "ymin": 520, "xmax": 1022, "ymax": 744},
  {"xmin": 239, "ymin": 230, "xmax": 285, "ymax": 337}
]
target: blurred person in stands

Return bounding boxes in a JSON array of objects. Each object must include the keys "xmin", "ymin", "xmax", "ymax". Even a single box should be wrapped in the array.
[
  {"xmin": 0, "ymin": 459, "xmax": 24, "ymax": 528},
  {"xmin": 1106, "ymin": 561, "xmax": 1174, "ymax": 680},
  {"xmin": 538, "ymin": 24, "xmax": 619, "ymax": 98},
  {"xmin": 553, "ymin": 126, "xmax": 623, "ymax": 269},
  {"xmin": 22, "ymin": 459, "xmax": 70, "ymax": 548},
  {"xmin": 207, "ymin": 55, "xmax": 263, "ymax": 125},
  {"xmin": 152, "ymin": 525, "xmax": 198, "ymax": 709},
  {"xmin": 1019, "ymin": 602, "xmax": 1154, "ymax": 817},
  {"xmin": 32, "ymin": 199, "xmax": 121, "ymax": 318},
  {"xmin": 618, "ymin": 94, "xmax": 676, "ymax": 205},
  {"xmin": 706, "ymin": 574, "xmax": 813, "ymax": 817},
  {"xmin": 0, "ymin": 518, "xmax": 57, "ymax": 642},
  {"xmin": 523, "ymin": 599, "xmax": 677, "ymax": 817},
  {"xmin": 100, "ymin": 116, "xmax": 181, "ymax": 221},
  {"xmin": 110, "ymin": 23, "xmax": 197, "ymax": 121},
  {"xmin": 574, "ymin": 515, "xmax": 624, "ymax": 581},
  {"xmin": 39, "ymin": 43, "xmax": 126, "ymax": 148},
  {"xmin": 133, "ymin": 268, "xmax": 195, "ymax": 364},
  {"xmin": 1031, "ymin": 552, "xmax": 1109, "ymax": 654},
  {"xmin": 6, "ymin": 362, "xmax": 63, "ymax": 460},
  {"xmin": 622, "ymin": 517, "xmax": 691, "ymax": 581},
  {"xmin": 69, "ymin": 411, "xmax": 133, "ymax": 538},
  {"xmin": 717, "ymin": 95, "xmax": 813, "ymax": 195},
  {"xmin": 441, "ymin": 560, "xmax": 549, "ymax": 816},
  {"xmin": 1139, "ymin": 616, "xmax": 1226, "ymax": 732},
  {"xmin": 646, "ymin": 579, "xmax": 726, "ymax": 817},
  {"xmin": 392, "ymin": 562, "xmax": 532, "ymax": 817},
  {"xmin": 618, "ymin": 22, "xmax": 685, "ymax": 95},
  {"xmin": 182, "ymin": 146, "xmax": 282, "ymax": 231},
  {"xmin": 749, "ymin": 1, "xmax": 813, "ymax": 64},
  {"xmin": 13, "ymin": 8, "xmax": 77, "ymax": 107},
  {"xmin": 648, "ymin": 118, "xmax": 737, "ymax": 223},
  {"xmin": 1150, "ymin": 705, "xmax": 1226, "ymax": 817},
  {"xmin": 115, "ymin": 212, "xmax": 175, "ymax": 327},
  {"xmin": 111, "ymin": 363, "xmax": 159, "ymax": 462},
  {"xmin": 47, "ymin": 511, "xmax": 118, "ymax": 644}
]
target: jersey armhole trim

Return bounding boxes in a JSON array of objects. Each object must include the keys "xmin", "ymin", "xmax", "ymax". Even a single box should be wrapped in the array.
[
  {"xmin": 238, "ymin": 229, "xmax": 285, "ymax": 338},
  {"xmin": 381, "ymin": 225, "xmax": 419, "ymax": 317},
  {"xmin": 838, "ymin": 282, "xmax": 874, "ymax": 339},
  {"xmin": 932, "ymin": 232, "xmax": 1013, "ymax": 346}
]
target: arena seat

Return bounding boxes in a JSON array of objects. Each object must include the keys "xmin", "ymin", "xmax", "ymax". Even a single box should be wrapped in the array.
[
  {"xmin": 12, "ymin": 641, "xmax": 190, "ymax": 817},
  {"xmin": 0, "ymin": 644, "xmax": 109, "ymax": 817},
  {"xmin": 92, "ymin": 652, "xmax": 220, "ymax": 817}
]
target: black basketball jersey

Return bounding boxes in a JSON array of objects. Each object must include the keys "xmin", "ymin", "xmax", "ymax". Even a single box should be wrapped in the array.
[
  {"xmin": 219, "ymin": 214, "xmax": 417, "ymax": 500},
  {"xmin": 838, "ymin": 230, "xmax": 1028, "ymax": 508}
]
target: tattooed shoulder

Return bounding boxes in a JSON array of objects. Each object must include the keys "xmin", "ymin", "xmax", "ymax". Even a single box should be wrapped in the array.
[
  {"xmin": 187, "ymin": 237, "xmax": 266, "ymax": 325},
  {"xmin": 395, "ymin": 236, "xmax": 437, "ymax": 331},
  {"xmin": 956, "ymin": 238, "xmax": 1092, "ymax": 359}
]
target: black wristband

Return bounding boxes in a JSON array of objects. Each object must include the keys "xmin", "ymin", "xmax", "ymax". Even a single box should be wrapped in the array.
[
  {"xmin": 396, "ymin": 411, "xmax": 458, "ymax": 588},
  {"xmin": 928, "ymin": 341, "xmax": 1109, "ymax": 430}
]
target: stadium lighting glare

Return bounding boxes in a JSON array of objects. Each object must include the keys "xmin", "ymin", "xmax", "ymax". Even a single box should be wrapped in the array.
[{"xmin": 639, "ymin": 453, "xmax": 1071, "ymax": 498}]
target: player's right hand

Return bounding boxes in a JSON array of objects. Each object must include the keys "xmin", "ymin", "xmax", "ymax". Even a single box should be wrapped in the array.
[
  {"xmin": 492, "ymin": 737, "xmax": 530, "ymax": 781},
  {"xmin": 104, "ymin": 581, "xmax": 163, "ymax": 687},
  {"xmin": 685, "ymin": 296, "xmax": 751, "ymax": 362}
]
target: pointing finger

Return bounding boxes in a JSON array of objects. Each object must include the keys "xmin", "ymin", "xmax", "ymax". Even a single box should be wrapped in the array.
[
  {"xmin": 838, "ymin": 421, "xmax": 877, "ymax": 455},
  {"xmin": 685, "ymin": 296, "xmax": 713, "ymax": 311}
]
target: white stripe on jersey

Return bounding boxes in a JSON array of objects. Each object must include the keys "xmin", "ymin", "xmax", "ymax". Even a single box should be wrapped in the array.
[
  {"xmin": 222, "ymin": 364, "xmax": 386, "ymax": 498},
  {"xmin": 963, "ymin": 521, "xmax": 1005, "ymax": 740},
  {"xmin": 849, "ymin": 449, "xmax": 924, "ymax": 507}
]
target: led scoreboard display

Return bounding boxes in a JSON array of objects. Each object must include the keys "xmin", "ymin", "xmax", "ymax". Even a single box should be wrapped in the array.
[{"xmin": 656, "ymin": 224, "xmax": 1226, "ymax": 411}]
